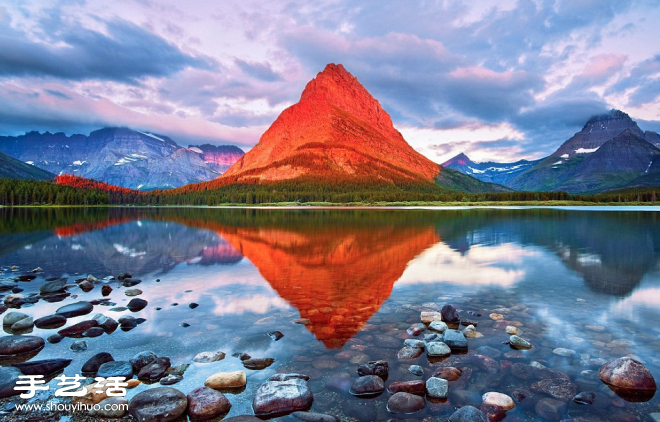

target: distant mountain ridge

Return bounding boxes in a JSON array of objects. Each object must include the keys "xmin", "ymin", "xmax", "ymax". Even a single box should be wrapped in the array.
[
  {"xmin": 442, "ymin": 153, "xmax": 540, "ymax": 186},
  {"xmin": 447, "ymin": 109, "xmax": 660, "ymax": 193},
  {"xmin": 0, "ymin": 128, "xmax": 244, "ymax": 190}
]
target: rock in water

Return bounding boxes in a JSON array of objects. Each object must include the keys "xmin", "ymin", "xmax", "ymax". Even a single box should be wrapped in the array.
[
  {"xmin": 482, "ymin": 392, "xmax": 516, "ymax": 410},
  {"xmin": 598, "ymin": 357, "xmax": 657, "ymax": 402},
  {"xmin": 442, "ymin": 329, "xmax": 468, "ymax": 352},
  {"xmin": 129, "ymin": 387, "xmax": 187, "ymax": 422},
  {"xmin": 11, "ymin": 359, "xmax": 71, "ymax": 377},
  {"xmin": 127, "ymin": 298, "xmax": 148, "ymax": 312},
  {"xmin": 205, "ymin": 371, "xmax": 247, "ymax": 390},
  {"xmin": 350, "ymin": 375, "xmax": 385, "ymax": 397},
  {"xmin": 426, "ymin": 377, "xmax": 448, "ymax": 398},
  {"xmin": 535, "ymin": 398, "xmax": 567, "ymax": 420},
  {"xmin": 252, "ymin": 375, "xmax": 313, "ymax": 417},
  {"xmin": 243, "ymin": 358, "xmax": 274, "ymax": 370},
  {"xmin": 82, "ymin": 353, "xmax": 115, "ymax": 376},
  {"xmin": 0, "ymin": 335, "xmax": 45, "ymax": 357},
  {"xmin": 426, "ymin": 341, "xmax": 451, "ymax": 357},
  {"xmin": 56, "ymin": 301, "xmax": 93, "ymax": 318},
  {"xmin": 448, "ymin": 405, "xmax": 488, "ymax": 422},
  {"xmin": 3, "ymin": 312, "xmax": 29, "ymax": 326},
  {"xmin": 387, "ymin": 392, "xmax": 426, "ymax": 414},
  {"xmin": 357, "ymin": 360, "xmax": 388, "ymax": 378},
  {"xmin": 441, "ymin": 304, "xmax": 460, "ymax": 323},
  {"xmin": 291, "ymin": 411, "xmax": 339, "ymax": 422},
  {"xmin": 97, "ymin": 361, "xmax": 134, "ymax": 379},
  {"xmin": 34, "ymin": 314, "xmax": 67, "ymax": 329},
  {"xmin": 509, "ymin": 335, "xmax": 532, "ymax": 350},
  {"xmin": 387, "ymin": 380, "xmax": 426, "ymax": 396},
  {"xmin": 193, "ymin": 351, "xmax": 225, "ymax": 363},
  {"xmin": 138, "ymin": 357, "xmax": 170, "ymax": 382},
  {"xmin": 0, "ymin": 366, "xmax": 23, "ymax": 398},
  {"xmin": 91, "ymin": 397, "xmax": 128, "ymax": 418},
  {"xmin": 187, "ymin": 386, "xmax": 231, "ymax": 420}
]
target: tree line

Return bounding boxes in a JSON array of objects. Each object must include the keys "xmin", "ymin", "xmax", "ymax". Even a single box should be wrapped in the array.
[{"xmin": 0, "ymin": 177, "xmax": 659, "ymax": 206}]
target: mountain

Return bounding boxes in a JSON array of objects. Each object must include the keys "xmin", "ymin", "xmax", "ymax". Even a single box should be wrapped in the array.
[
  {"xmin": 506, "ymin": 110, "xmax": 660, "ymax": 192},
  {"xmin": 0, "ymin": 150, "xmax": 54, "ymax": 180},
  {"xmin": 0, "ymin": 128, "xmax": 244, "ymax": 190},
  {"xmin": 187, "ymin": 144, "xmax": 245, "ymax": 174},
  {"xmin": 218, "ymin": 63, "xmax": 501, "ymax": 193},
  {"xmin": 442, "ymin": 152, "xmax": 540, "ymax": 186}
]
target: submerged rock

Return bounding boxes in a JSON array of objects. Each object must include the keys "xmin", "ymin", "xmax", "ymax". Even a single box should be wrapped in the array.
[
  {"xmin": 0, "ymin": 366, "xmax": 22, "ymax": 398},
  {"xmin": 357, "ymin": 360, "xmax": 388, "ymax": 378},
  {"xmin": 350, "ymin": 375, "xmax": 384, "ymax": 397},
  {"xmin": 448, "ymin": 405, "xmax": 488, "ymax": 422},
  {"xmin": 193, "ymin": 351, "xmax": 225, "ymax": 363},
  {"xmin": 425, "ymin": 377, "xmax": 448, "ymax": 398},
  {"xmin": 82, "ymin": 352, "xmax": 115, "ymax": 376},
  {"xmin": 205, "ymin": 371, "xmax": 247, "ymax": 390},
  {"xmin": 482, "ymin": 392, "xmax": 515, "ymax": 410},
  {"xmin": 443, "ymin": 329, "xmax": 468, "ymax": 352},
  {"xmin": 387, "ymin": 392, "xmax": 426, "ymax": 414},
  {"xmin": 11, "ymin": 359, "xmax": 71, "ymax": 377},
  {"xmin": 509, "ymin": 335, "xmax": 532, "ymax": 350},
  {"xmin": 97, "ymin": 361, "xmax": 133, "ymax": 379},
  {"xmin": 243, "ymin": 358, "xmax": 274, "ymax": 370},
  {"xmin": 387, "ymin": 380, "xmax": 426, "ymax": 396},
  {"xmin": 426, "ymin": 341, "xmax": 451, "ymax": 357},
  {"xmin": 441, "ymin": 304, "xmax": 460, "ymax": 323},
  {"xmin": 0, "ymin": 335, "xmax": 44, "ymax": 357}
]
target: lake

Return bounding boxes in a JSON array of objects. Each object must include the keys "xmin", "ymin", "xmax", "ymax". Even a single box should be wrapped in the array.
[{"xmin": 0, "ymin": 206, "xmax": 659, "ymax": 421}]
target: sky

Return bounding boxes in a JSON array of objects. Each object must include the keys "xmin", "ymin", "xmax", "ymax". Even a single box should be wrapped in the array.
[{"xmin": 1, "ymin": 0, "xmax": 660, "ymax": 163}]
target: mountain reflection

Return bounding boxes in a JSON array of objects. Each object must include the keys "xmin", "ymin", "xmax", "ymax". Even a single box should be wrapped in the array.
[{"xmin": 1, "ymin": 207, "xmax": 660, "ymax": 348}]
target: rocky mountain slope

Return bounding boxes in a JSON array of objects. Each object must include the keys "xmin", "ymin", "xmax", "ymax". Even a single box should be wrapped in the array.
[
  {"xmin": 0, "ymin": 150, "xmax": 54, "ymax": 181},
  {"xmin": 217, "ymin": 63, "xmax": 501, "ymax": 193},
  {"xmin": 0, "ymin": 128, "xmax": 244, "ymax": 190}
]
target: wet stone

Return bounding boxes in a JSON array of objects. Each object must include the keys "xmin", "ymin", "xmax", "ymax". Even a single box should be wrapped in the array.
[
  {"xmin": 187, "ymin": 386, "xmax": 231, "ymax": 420},
  {"xmin": 205, "ymin": 371, "xmax": 247, "ymax": 390},
  {"xmin": 441, "ymin": 304, "xmax": 460, "ymax": 323},
  {"xmin": 427, "ymin": 341, "xmax": 451, "ymax": 357},
  {"xmin": 291, "ymin": 411, "xmax": 339, "ymax": 422},
  {"xmin": 350, "ymin": 375, "xmax": 385, "ymax": 396},
  {"xmin": 425, "ymin": 377, "xmax": 448, "ymax": 399},
  {"xmin": 429, "ymin": 321, "xmax": 448, "ymax": 333},
  {"xmin": 58, "ymin": 320, "xmax": 98, "ymax": 337},
  {"xmin": 0, "ymin": 367, "xmax": 22, "ymax": 398},
  {"xmin": 598, "ymin": 357, "xmax": 657, "ymax": 400},
  {"xmin": 531, "ymin": 378, "xmax": 578, "ymax": 402},
  {"xmin": 56, "ymin": 301, "xmax": 93, "ymax": 318},
  {"xmin": 83, "ymin": 327, "xmax": 105, "ymax": 337},
  {"xmin": 243, "ymin": 357, "xmax": 274, "ymax": 370},
  {"xmin": 387, "ymin": 392, "xmax": 426, "ymax": 414},
  {"xmin": 193, "ymin": 351, "xmax": 226, "ymax": 363},
  {"xmin": 357, "ymin": 360, "xmax": 388, "ymax": 378},
  {"xmin": 433, "ymin": 366, "xmax": 462, "ymax": 381},
  {"xmin": 442, "ymin": 329, "xmax": 468, "ymax": 352},
  {"xmin": 160, "ymin": 374, "xmax": 183, "ymax": 385},
  {"xmin": 130, "ymin": 351, "xmax": 157, "ymax": 371},
  {"xmin": 138, "ymin": 357, "xmax": 170, "ymax": 382},
  {"xmin": 92, "ymin": 314, "xmax": 119, "ymax": 334},
  {"xmin": 129, "ymin": 387, "xmax": 187, "ymax": 422},
  {"xmin": 97, "ymin": 361, "xmax": 133, "ymax": 379},
  {"xmin": 268, "ymin": 330, "xmax": 284, "ymax": 341},
  {"xmin": 535, "ymin": 398, "xmax": 567, "ymax": 420},
  {"xmin": 573, "ymin": 391, "xmax": 596, "ymax": 405},
  {"xmin": 509, "ymin": 335, "xmax": 532, "ymax": 350},
  {"xmin": 482, "ymin": 392, "xmax": 515, "ymax": 410},
  {"xmin": 70, "ymin": 340, "xmax": 87, "ymax": 352},
  {"xmin": 82, "ymin": 352, "xmax": 115, "ymax": 375},
  {"xmin": 407, "ymin": 323, "xmax": 426, "ymax": 336},
  {"xmin": 403, "ymin": 339, "xmax": 424, "ymax": 349},
  {"xmin": 3, "ymin": 312, "xmax": 29, "ymax": 326},
  {"xmin": 408, "ymin": 365, "xmax": 424, "ymax": 376},
  {"xmin": 34, "ymin": 314, "xmax": 66, "ymax": 329},
  {"xmin": 253, "ymin": 377, "xmax": 314, "ymax": 416},
  {"xmin": 448, "ymin": 405, "xmax": 488, "ymax": 422},
  {"xmin": 387, "ymin": 380, "xmax": 426, "ymax": 396},
  {"xmin": 47, "ymin": 334, "xmax": 62, "ymax": 344},
  {"xmin": 0, "ymin": 335, "xmax": 44, "ymax": 357},
  {"xmin": 127, "ymin": 298, "xmax": 148, "ymax": 312},
  {"xmin": 397, "ymin": 346, "xmax": 423, "ymax": 360}
]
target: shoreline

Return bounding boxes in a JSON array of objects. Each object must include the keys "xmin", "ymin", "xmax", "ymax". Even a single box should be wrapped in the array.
[{"xmin": 3, "ymin": 200, "xmax": 660, "ymax": 209}]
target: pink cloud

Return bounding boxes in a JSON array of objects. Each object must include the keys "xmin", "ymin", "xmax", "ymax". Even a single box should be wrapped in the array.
[{"xmin": 581, "ymin": 54, "xmax": 627, "ymax": 79}]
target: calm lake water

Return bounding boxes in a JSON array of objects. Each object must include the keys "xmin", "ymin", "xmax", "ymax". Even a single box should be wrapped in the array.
[{"xmin": 1, "ymin": 207, "xmax": 659, "ymax": 421}]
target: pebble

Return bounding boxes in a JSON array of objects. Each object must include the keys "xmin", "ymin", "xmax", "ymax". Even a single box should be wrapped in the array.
[
  {"xmin": 420, "ymin": 311, "xmax": 442, "ymax": 324},
  {"xmin": 253, "ymin": 374, "xmax": 314, "ymax": 416},
  {"xmin": 425, "ymin": 377, "xmax": 448, "ymax": 398},
  {"xmin": 40, "ymin": 279, "xmax": 67, "ymax": 294},
  {"xmin": 387, "ymin": 392, "xmax": 426, "ymax": 414},
  {"xmin": 0, "ymin": 367, "xmax": 22, "ymax": 398},
  {"xmin": 553, "ymin": 347, "xmax": 576, "ymax": 357},
  {"xmin": 160, "ymin": 374, "xmax": 183, "ymax": 385},
  {"xmin": 189, "ymin": 303, "xmax": 199, "ymax": 309},
  {"xmin": 535, "ymin": 397, "xmax": 567, "ymax": 420},
  {"xmin": 434, "ymin": 366, "xmax": 462, "ymax": 381},
  {"xmin": 599, "ymin": 357, "xmax": 657, "ymax": 400},
  {"xmin": 138, "ymin": 357, "xmax": 171, "ymax": 381},
  {"xmin": 11, "ymin": 358, "xmax": 71, "ymax": 377},
  {"xmin": 243, "ymin": 357, "xmax": 275, "ymax": 370},
  {"xmin": 397, "ymin": 346, "xmax": 423, "ymax": 360},
  {"xmin": 573, "ymin": 391, "xmax": 596, "ymax": 405},
  {"xmin": 97, "ymin": 361, "xmax": 134, "ymax": 379},
  {"xmin": 403, "ymin": 339, "xmax": 424, "ymax": 349},
  {"xmin": 268, "ymin": 330, "xmax": 284, "ymax": 341},
  {"xmin": 448, "ymin": 405, "xmax": 488, "ymax": 422},
  {"xmin": 127, "ymin": 298, "xmax": 148, "ymax": 312},
  {"xmin": 56, "ymin": 301, "xmax": 93, "ymax": 318},
  {"xmin": 509, "ymin": 335, "xmax": 532, "ymax": 350},
  {"xmin": 70, "ymin": 340, "xmax": 87, "ymax": 352},
  {"xmin": 505, "ymin": 325, "xmax": 518, "ymax": 335},
  {"xmin": 387, "ymin": 380, "xmax": 426, "ymax": 395},
  {"xmin": 128, "ymin": 387, "xmax": 187, "ymax": 422},
  {"xmin": 193, "ymin": 351, "xmax": 226, "ymax": 363},
  {"xmin": 463, "ymin": 324, "xmax": 482, "ymax": 338},
  {"xmin": 429, "ymin": 320, "xmax": 448, "ymax": 333},
  {"xmin": 101, "ymin": 285, "xmax": 113, "ymax": 296},
  {"xmin": 357, "ymin": 360, "xmax": 388, "ymax": 378},
  {"xmin": 34, "ymin": 314, "xmax": 67, "ymax": 329},
  {"xmin": 10, "ymin": 316, "xmax": 34, "ymax": 332},
  {"xmin": 187, "ymin": 386, "xmax": 231, "ymax": 420},
  {"xmin": 441, "ymin": 304, "xmax": 460, "ymax": 323},
  {"xmin": 443, "ymin": 329, "xmax": 468, "ymax": 351},
  {"xmin": 0, "ymin": 335, "xmax": 45, "ymax": 356},
  {"xmin": 291, "ymin": 411, "xmax": 339, "ymax": 422},
  {"xmin": 3, "ymin": 312, "xmax": 29, "ymax": 326},
  {"xmin": 350, "ymin": 375, "xmax": 385, "ymax": 396},
  {"xmin": 205, "ymin": 371, "xmax": 247, "ymax": 390},
  {"xmin": 482, "ymin": 392, "xmax": 515, "ymax": 410},
  {"xmin": 489, "ymin": 313, "xmax": 504, "ymax": 320},
  {"xmin": 130, "ymin": 351, "xmax": 157, "ymax": 371},
  {"xmin": 408, "ymin": 365, "xmax": 424, "ymax": 376},
  {"xmin": 426, "ymin": 341, "xmax": 451, "ymax": 357},
  {"xmin": 125, "ymin": 289, "xmax": 142, "ymax": 296},
  {"xmin": 82, "ymin": 352, "xmax": 115, "ymax": 375},
  {"xmin": 407, "ymin": 323, "xmax": 426, "ymax": 336}
]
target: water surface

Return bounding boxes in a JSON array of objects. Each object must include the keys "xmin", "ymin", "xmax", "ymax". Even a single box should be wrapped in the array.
[{"xmin": 1, "ymin": 207, "xmax": 659, "ymax": 421}]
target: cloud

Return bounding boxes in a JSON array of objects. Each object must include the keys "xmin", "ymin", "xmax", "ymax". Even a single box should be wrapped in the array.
[
  {"xmin": 235, "ymin": 59, "xmax": 282, "ymax": 82},
  {"xmin": 0, "ymin": 18, "xmax": 211, "ymax": 83}
]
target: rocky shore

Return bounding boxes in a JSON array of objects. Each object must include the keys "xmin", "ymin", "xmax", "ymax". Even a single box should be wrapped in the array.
[{"xmin": 0, "ymin": 265, "xmax": 658, "ymax": 421}]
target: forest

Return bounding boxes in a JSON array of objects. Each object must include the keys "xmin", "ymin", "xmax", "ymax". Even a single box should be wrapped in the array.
[{"xmin": 0, "ymin": 176, "xmax": 659, "ymax": 206}]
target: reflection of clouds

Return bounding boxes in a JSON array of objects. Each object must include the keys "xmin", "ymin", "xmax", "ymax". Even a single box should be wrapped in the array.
[
  {"xmin": 210, "ymin": 295, "xmax": 289, "ymax": 316},
  {"xmin": 397, "ymin": 242, "xmax": 535, "ymax": 286},
  {"xmin": 611, "ymin": 286, "xmax": 660, "ymax": 321}
]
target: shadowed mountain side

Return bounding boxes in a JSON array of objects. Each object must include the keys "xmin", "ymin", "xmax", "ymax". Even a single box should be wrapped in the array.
[{"xmin": 215, "ymin": 222, "xmax": 439, "ymax": 348}]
